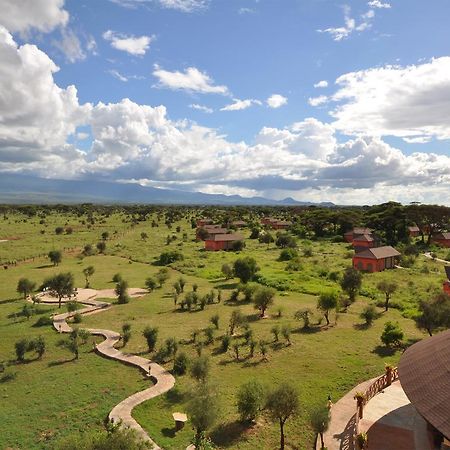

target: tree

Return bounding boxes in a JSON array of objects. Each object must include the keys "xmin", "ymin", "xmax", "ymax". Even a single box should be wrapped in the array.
[
  {"xmin": 48, "ymin": 250, "xmax": 62, "ymax": 266},
  {"xmin": 15, "ymin": 339, "xmax": 29, "ymax": 362},
  {"xmin": 173, "ymin": 352, "xmax": 189, "ymax": 375},
  {"xmin": 278, "ymin": 248, "xmax": 298, "ymax": 261},
  {"xmin": 253, "ymin": 287, "xmax": 276, "ymax": 318},
  {"xmin": 266, "ymin": 383, "xmax": 300, "ymax": 450},
  {"xmin": 42, "ymin": 272, "xmax": 75, "ymax": 308},
  {"xmin": 140, "ymin": 232, "xmax": 148, "ymax": 241},
  {"xmin": 190, "ymin": 355, "xmax": 210, "ymax": 382},
  {"xmin": 115, "ymin": 279, "xmax": 129, "ymax": 304},
  {"xmin": 16, "ymin": 278, "xmax": 36, "ymax": 299},
  {"xmin": 101, "ymin": 231, "xmax": 109, "ymax": 240},
  {"xmin": 233, "ymin": 257, "xmax": 259, "ymax": 283},
  {"xmin": 275, "ymin": 233, "xmax": 297, "ymax": 249},
  {"xmin": 83, "ymin": 266, "xmax": 95, "ymax": 288},
  {"xmin": 143, "ymin": 326, "xmax": 158, "ymax": 352},
  {"xmin": 231, "ymin": 240, "xmax": 245, "ymax": 251},
  {"xmin": 32, "ymin": 336, "xmax": 46, "ymax": 359},
  {"xmin": 221, "ymin": 263, "xmax": 233, "ymax": 280},
  {"xmin": 210, "ymin": 314, "xmax": 220, "ymax": 330},
  {"xmin": 122, "ymin": 323, "xmax": 131, "ymax": 347},
  {"xmin": 178, "ymin": 277, "xmax": 186, "ymax": 292},
  {"xmin": 145, "ymin": 277, "xmax": 157, "ymax": 292},
  {"xmin": 381, "ymin": 321, "xmax": 404, "ymax": 347},
  {"xmin": 186, "ymin": 384, "xmax": 219, "ymax": 447},
  {"xmin": 415, "ymin": 293, "xmax": 450, "ymax": 336},
  {"xmin": 57, "ymin": 335, "xmax": 79, "ymax": 360},
  {"xmin": 237, "ymin": 380, "xmax": 266, "ymax": 422},
  {"xmin": 376, "ymin": 280, "xmax": 397, "ymax": 311},
  {"xmin": 55, "ymin": 226, "xmax": 64, "ymax": 235},
  {"xmin": 360, "ymin": 305, "xmax": 378, "ymax": 326},
  {"xmin": 281, "ymin": 324, "xmax": 291, "ymax": 345},
  {"xmin": 317, "ymin": 291, "xmax": 338, "ymax": 326},
  {"xmin": 157, "ymin": 251, "xmax": 183, "ymax": 265},
  {"xmin": 310, "ymin": 405, "xmax": 331, "ymax": 449},
  {"xmin": 294, "ymin": 308, "xmax": 312, "ymax": 329},
  {"xmin": 156, "ymin": 268, "xmax": 170, "ymax": 287},
  {"xmin": 229, "ymin": 309, "xmax": 247, "ymax": 335},
  {"xmin": 96, "ymin": 241, "xmax": 106, "ymax": 254},
  {"xmin": 259, "ymin": 232, "xmax": 274, "ymax": 247},
  {"xmin": 340, "ymin": 267, "xmax": 362, "ymax": 304}
]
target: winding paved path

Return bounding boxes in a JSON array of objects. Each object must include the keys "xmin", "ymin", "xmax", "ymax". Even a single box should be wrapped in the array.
[
  {"xmin": 423, "ymin": 252, "xmax": 449, "ymax": 264},
  {"xmin": 38, "ymin": 288, "xmax": 175, "ymax": 449}
]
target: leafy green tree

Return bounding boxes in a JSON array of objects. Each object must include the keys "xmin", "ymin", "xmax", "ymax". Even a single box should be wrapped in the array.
[
  {"xmin": 259, "ymin": 231, "xmax": 274, "ymax": 247},
  {"xmin": 275, "ymin": 233, "xmax": 297, "ymax": 249},
  {"xmin": 237, "ymin": 380, "xmax": 266, "ymax": 422},
  {"xmin": 266, "ymin": 383, "xmax": 300, "ymax": 450},
  {"xmin": 145, "ymin": 277, "xmax": 157, "ymax": 292},
  {"xmin": 42, "ymin": 272, "xmax": 75, "ymax": 308},
  {"xmin": 186, "ymin": 384, "xmax": 220, "ymax": 447},
  {"xmin": 229, "ymin": 309, "xmax": 247, "ymax": 335},
  {"xmin": 376, "ymin": 280, "xmax": 397, "ymax": 311},
  {"xmin": 360, "ymin": 305, "xmax": 378, "ymax": 326},
  {"xmin": 210, "ymin": 314, "xmax": 220, "ymax": 330},
  {"xmin": 233, "ymin": 257, "xmax": 259, "ymax": 283},
  {"xmin": 173, "ymin": 352, "xmax": 189, "ymax": 375},
  {"xmin": 122, "ymin": 323, "xmax": 131, "ymax": 347},
  {"xmin": 415, "ymin": 293, "xmax": 450, "ymax": 336},
  {"xmin": 158, "ymin": 251, "xmax": 183, "ymax": 265},
  {"xmin": 178, "ymin": 277, "xmax": 186, "ymax": 292},
  {"xmin": 190, "ymin": 355, "xmax": 210, "ymax": 382},
  {"xmin": 381, "ymin": 321, "xmax": 404, "ymax": 347},
  {"xmin": 16, "ymin": 278, "xmax": 36, "ymax": 299},
  {"xmin": 281, "ymin": 324, "xmax": 291, "ymax": 345},
  {"xmin": 310, "ymin": 405, "xmax": 331, "ymax": 449},
  {"xmin": 15, "ymin": 339, "xmax": 29, "ymax": 362},
  {"xmin": 221, "ymin": 263, "xmax": 233, "ymax": 280},
  {"xmin": 278, "ymin": 248, "xmax": 298, "ymax": 261},
  {"xmin": 143, "ymin": 326, "xmax": 158, "ymax": 352},
  {"xmin": 115, "ymin": 279, "xmax": 129, "ymax": 304},
  {"xmin": 340, "ymin": 267, "xmax": 362, "ymax": 304},
  {"xmin": 156, "ymin": 268, "xmax": 170, "ymax": 287},
  {"xmin": 253, "ymin": 286, "xmax": 276, "ymax": 318},
  {"xmin": 96, "ymin": 241, "xmax": 106, "ymax": 254},
  {"xmin": 48, "ymin": 250, "xmax": 62, "ymax": 266},
  {"xmin": 294, "ymin": 308, "xmax": 312, "ymax": 329},
  {"xmin": 317, "ymin": 291, "xmax": 338, "ymax": 326},
  {"xmin": 83, "ymin": 266, "xmax": 95, "ymax": 288}
]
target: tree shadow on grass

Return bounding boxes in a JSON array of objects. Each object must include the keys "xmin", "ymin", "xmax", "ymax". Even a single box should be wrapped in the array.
[
  {"xmin": 36, "ymin": 264, "xmax": 54, "ymax": 269},
  {"xmin": 163, "ymin": 387, "xmax": 187, "ymax": 406},
  {"xmin": 292, "ymin": 326, "xmax": 321, "ymax": 334},
  {"xmin": 241, "ymin": 358, "xmax": 264, "ymax": 368},
  {"xmin": 161, "ymin": 427, "xmax": 176, "ymax": 438},
  {"xmin": 47, "ymin": 358, "xmax": 76, "ymax": 367},
  {"xmin": 371, "ymin": 345, "xmax": 397, "ymax": 357},
  {"xmin": 0, "ymin": 297, "xmax": 20, "ymax": 305},
  {"xmin": 214, "ymin": 282, "xmax": 238, "ymax": 290},
  {"xmin": 210, "ymin": 421, "xmax": 248, "ymax": 448},
  {"xmin": 353, "ymin": 322, "xmax": 371, "ymax": 331}
]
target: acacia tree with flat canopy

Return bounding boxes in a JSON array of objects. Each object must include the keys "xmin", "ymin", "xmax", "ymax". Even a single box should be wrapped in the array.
[
  {"xmin": 376, "ymin": 280, "xmax": 397, "ymax": 311},
  {"xmin": 266, "ymin": 383, "xmax": 300, "ymax": 450},
  {"xmin": 43, "ymin": 272, "xmax": 75, "ymax": 308}
]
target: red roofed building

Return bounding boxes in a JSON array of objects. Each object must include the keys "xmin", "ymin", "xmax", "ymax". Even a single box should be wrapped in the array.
[
  {"xmin": 261, "ymin": 217, "xmax": 292, "ymax": 230},
  {"xmin": 353, "ymin": 246, "xmax": 401, "ymax": 272},
  {"xmin": 344, "ymin": 227, "xmax": 373, "ymax": 243},
  {"xmin": 196, "ymin": 225, "xmax": 228, "ymax": 240},
  {"xmin": 352, "ymin": 234, "xmax": 376, "ymax": 251},
  {"xmin": 408, "ymin": 225, "xmax": 421, "ymax": 238},
  {"xmin": 432, "ymin": 232, "xmax": 450, "ymax": 248},
  {"xmin": 205, "ymin": 233, "xmax": 244, "ymax": 251},
  {"xmin": 196, "ymin": 218, "xmax": 213, "ymax": 227}
]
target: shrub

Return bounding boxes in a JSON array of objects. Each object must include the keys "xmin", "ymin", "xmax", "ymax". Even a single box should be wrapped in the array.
[
  {"xmin": 112, "ymin": 273, "xmax": 122, "ymax": 283},
  {"xmin": 190, "ymin": 355, "xmax": 210, "ymax": 382},
  {"xmin": 237, "ymin": 380, "xmax": 266, "ymax": 422},
  {"xmin": 278, "ymin": 248, "xmax": 298, "ymax": 261},
  {"xmin": 220, "ymin": 335, "xmax": 231, "ymax": 353},
  {"xmin": 143, "ymin": 326, "xmax": 158, "ymax": 352},
  {"xmin": 231, "ymin": 240, "xmax": 246, "ymax": 251},
  {"xmin": 360, "ymin": 305, "xmax": 378, "ymax": 326},
  {"xmin": 15, "ymin": 339, "xmax": 29, "ymax": 362},
  {"xmin": 34, "ymin": 316, "xmax": 53, "ymax": 327},
  {"xmin": 173, "ymin": 352, "xmax": 189, "ymax": 375},
  {"xmin": 73, "ymin": 312, "xmax": 82, "ymax": 323},
  {"xmin": 381, "ymin": 321, "xmax": 404, "ymax": 347},
  {"xmin": 158, "ymin": 251, "xmax": 184, "ymax": 265}
]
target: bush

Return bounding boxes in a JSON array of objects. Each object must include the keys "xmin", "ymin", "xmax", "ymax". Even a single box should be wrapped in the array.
[
  {"xmin": 15, "ymin": 339, "xmax": 29, "ymax": 362},
  {"xmin": 285, "ymin": 258, "xmax": 302, "ymax": 272},
  {"xmin": 73, "ymin": 312, "xmax": 82, "ymax": 323},
  {"xmin": 112, "ymin": 273, "xmax": 122, "ymax": 283},
  {"xmin": 173, "ymin": 352, "xmax": 189, "ymax": 375},
  {"xmin": 33, "ymin": 316, "xmax": 53, "ymax": 327},
  {"xmin": 237, "ymin": 380, "xmax": 266, "ymax": 422},
  {"xmin": 190, "ymin": 355, "xmax": 210, "ymax": 382},
  {"xmin": 231, "ymin": 240, "xmax": 246, "ymax": 251},
  {"xmin": 381, "ymin": 321, "xmax": 404, "ymax": 347},
  {"xmin": 158, "ymin": 251, "xmax": 184, "ymax": 265},
  {"xmin": 360, "ymin": 305, "xmax": 378, "ymax": 326},
  {"xmin": 220, "ymin": 335, "xmax": 231, "ymax": 353},
  {"xmin": 278, "ymin": 248, "xmax": 298, "ymax": 261}
]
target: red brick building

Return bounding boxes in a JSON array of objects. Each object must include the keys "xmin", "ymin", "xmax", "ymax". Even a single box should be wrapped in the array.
[
  {"xmin": 205, "ymin": 233, "xmax": 243, "ymax": 251},
  {"xmin": 432, "ymin": 232, "xmax": 450, "ymax": 248},
  {"xmin": 353, "ymin": 246, "xmax": 401, "ymax": 272},
  {"xmin": 196, "ymin": 225, "xmax": 228, "ymax": 241},
  {"xmin": 196, "ymin": 218, "xmax": 213, "ymax": 227},
  {"xmin": 261, "ymin": 217, "xmax": 292, "ymax": 230},
  {"xmin": 408, "ymin": 225, "xmax": 420, "ymax": 238},
  {"xmin": 352, "ymin": 234, "xmax": 376, "ymax": 251}
]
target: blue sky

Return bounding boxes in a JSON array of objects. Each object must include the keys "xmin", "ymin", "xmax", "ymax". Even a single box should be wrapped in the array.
[{"xmin": 1, "ymin": 0, "xmax": 450, "ymax": 204}]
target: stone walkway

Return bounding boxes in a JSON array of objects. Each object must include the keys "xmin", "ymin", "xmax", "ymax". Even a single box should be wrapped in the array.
[
  {"xmin": 320, "ymin": 378, "xmax": 376, "ymax": 450},
  {"xmin": 41, "ymin": 288, "xmax": 175, "ymax": 450},
  {"xmin": 423, "ymin": 252, "xmax": 449, "ymax": 264}
]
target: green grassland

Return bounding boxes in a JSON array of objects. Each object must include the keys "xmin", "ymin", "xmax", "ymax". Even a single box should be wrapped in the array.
[{"xmin": 0, "ymin": 210, "xmax": 447, "ymax": 449}]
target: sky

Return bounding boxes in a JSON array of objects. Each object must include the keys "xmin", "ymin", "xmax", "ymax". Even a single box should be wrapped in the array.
[{"xmin": 0, "ymin": 0, "xmax": 450, "ymax": 205}]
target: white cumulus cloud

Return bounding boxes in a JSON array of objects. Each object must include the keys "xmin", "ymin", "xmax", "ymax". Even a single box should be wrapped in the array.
[
  {"xmin": 189, "ymin": 104, "xmax": 214, "ymax": 113},
  {"xmin": 153, "ymin": 65, "xmax": 229, "ymax": 95},
  {"xmin": 103, "ymin": 30, "xmax": 153, "ymax": 56},
  {"xmin": 314, "ymin": 80, "xmax": 328, "ymax": 88},
  {"xmin": 267, "ymin": 94, "xmax": 288, "ymax": 108},
  {"xmin": 368, "ymin": 0, "xmax": 391, "ymax": 9},
  {"xmin": 220, "ymin": 98, "xmax": 261, "ymax": 111}
]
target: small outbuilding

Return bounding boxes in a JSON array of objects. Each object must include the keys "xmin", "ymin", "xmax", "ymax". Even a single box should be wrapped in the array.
[
  {"xmin": 353, "ymin": 246, "xmax": 401, "ymax": 272},
  {"xmin": 205, "ymin": 233, "xmax": 243, "ymax": 251},
  {"xmin": 196, "ymin": 226, "xmax": 228, "ymax": 241},
  {"xmin": 432, "ymin": 232, "xmax": 450, "ymax": 248},
  {"xmin": 344, "ymin": 227, "xmax": 373, "ymax": 243},
  {"xmin": 352, "ymin": 234, "xmax": 376, "ymax": 252},
  {"xmin": 408, "ymin": 225, "xmax": 421, "ymax": 238}
]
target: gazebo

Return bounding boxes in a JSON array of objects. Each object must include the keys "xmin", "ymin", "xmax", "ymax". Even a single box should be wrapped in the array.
[{"xmin": 398, "ymin": 330, "xmax": 450, "ymax": 449}]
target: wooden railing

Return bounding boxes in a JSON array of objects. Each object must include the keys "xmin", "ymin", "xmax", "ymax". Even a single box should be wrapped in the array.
[{"xmin": 354, "ymin": 367, "xmax": 399, "ymax": 440}]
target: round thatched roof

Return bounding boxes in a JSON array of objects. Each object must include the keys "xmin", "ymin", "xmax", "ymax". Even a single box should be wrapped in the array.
[{"xmin": 398, "ymin": 330, "xmax": 450, "ymax": 439}]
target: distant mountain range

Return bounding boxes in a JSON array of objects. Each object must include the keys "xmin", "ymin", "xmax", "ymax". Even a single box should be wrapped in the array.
[{"xmin": 0, "ymin": 174, "xmax": 334, "ymax": 206}]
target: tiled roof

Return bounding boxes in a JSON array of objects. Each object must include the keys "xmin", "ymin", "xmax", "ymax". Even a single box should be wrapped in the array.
[
  {"xmin": 206, "ymin": 233, "xmax": 243, "ymax": 242},
  {"xmin": 399, "ymin": 330, "xmax": 450, "ymax": 440},
  {"xmin": 354, "ymin": 246, "xmax": 401, "ymax": 259}
]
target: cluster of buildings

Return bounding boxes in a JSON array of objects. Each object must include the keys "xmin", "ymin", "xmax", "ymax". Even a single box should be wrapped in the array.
[
  {"xmin": 196, "ymin": 219, "xmax": 244, "ymax": 251},
  {"xmin": 346, "ymin": 228, "xmax": 401, "ymax": 273},
  {"xmin": 260, "ymin": 217, "xmax": 292, "ymax": 230}
]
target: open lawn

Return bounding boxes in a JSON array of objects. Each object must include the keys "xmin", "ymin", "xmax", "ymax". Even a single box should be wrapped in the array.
[{"xmin": 0, "ymin": 210, "xmax": 447, "ymax": 449}]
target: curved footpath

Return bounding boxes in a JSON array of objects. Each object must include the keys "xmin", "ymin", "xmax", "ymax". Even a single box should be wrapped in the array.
[{"xmin": 37, "ymin": 288, "xmax": 175, "ymax": 450}]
